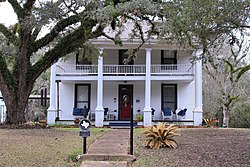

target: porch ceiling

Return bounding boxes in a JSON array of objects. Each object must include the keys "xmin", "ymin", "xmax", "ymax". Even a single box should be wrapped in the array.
[{"xmin": 55, "ymin": 75, "xmax": 194, "ymax": 82}]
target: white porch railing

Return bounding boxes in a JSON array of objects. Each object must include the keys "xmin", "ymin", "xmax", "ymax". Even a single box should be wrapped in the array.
[
  {"xmin": 56, "ymin": 64, "xmax": 193, "ymax": 76},
  {"xmin": 56, "ymin": 65, "xmax": 98, "ymax": 75},
  {"xmin": 151, "ymin": 64, "xmax": 194, "ymax": 75},
  {"xmin": 103, "ymin": 65, "xmax": 146, "ymax": 75}
]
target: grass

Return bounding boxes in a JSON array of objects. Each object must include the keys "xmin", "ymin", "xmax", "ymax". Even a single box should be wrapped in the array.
[
  {"xmin": 1, "ymin": 126, "xmax": 249, "ymax": 167},
  {"xmin": 132, "ymin": 154, "xmax": 160, "ymax": 167},
  {"xmin": 132, "ymin": 128, "xmax": 160, "ymax": 167},
  {"xmin": 0, "ymin": 127, "xmax": 109, "ymax": 167},
  {"xmin": 67, "ymin": 148, "xmax": 82, "ymax": 163}
]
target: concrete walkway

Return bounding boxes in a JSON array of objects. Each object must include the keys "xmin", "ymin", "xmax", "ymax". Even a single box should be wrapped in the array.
[{"xmin": 80, "ymin": 129, "xmax": 135, "ymax": 167}]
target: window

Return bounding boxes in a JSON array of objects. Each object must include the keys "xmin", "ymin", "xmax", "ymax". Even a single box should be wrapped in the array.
[
  {"xmin": 75, "ymin": 84, "xmax": 91, "ymax": 109},
  {"xmin": 161, "ymin": 84, "xmax": 177, "ymax": 111},
  {"xmin": 119, "ymin": 50, "xmax": 134, "ymax": 65},
  {"xmin": 161, "ymin": 50, "xmax": 177, "ymax": 70},
  {"xmin": 76, "ymin": 49, "xmax": 92, "ymax": 65}
]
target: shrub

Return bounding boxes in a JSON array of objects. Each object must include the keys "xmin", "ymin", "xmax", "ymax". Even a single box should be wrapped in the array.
[
  {"xmin": 230, "ymin": 103, "xmax": 250, "ymax": 128},
  {"xmin": 142, "ymin": 123, "xmax": 180, "ymax": 149},
  {"xmin": 67, "ymin": 148, "xmax": 81, "ymax": 162},
  {"xmin": 203, "ymin": 118, "xmax": 219, "ymax": 127}
]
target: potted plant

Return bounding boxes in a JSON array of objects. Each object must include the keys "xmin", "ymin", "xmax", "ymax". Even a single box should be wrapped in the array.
[
  {"xmin": 136, "ymin": 114, "xmax": 143, "ymax": 122},
  {"xmin": 74, "ymin": 118, "xmax": 80, "ymax": 125},
  {"xmin": 151, "ymin": 108, "xmax": 155, "ymax": 119},
  {"xmin": 39, "ymin": 119, "xmax": 47, "ymax": 128}
]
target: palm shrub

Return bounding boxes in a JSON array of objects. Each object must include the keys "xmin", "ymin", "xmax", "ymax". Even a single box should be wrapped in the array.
[
  {"xmin": 230, "ymin": 103, "xmax": 250, "ymax": 128},
  {"xmin": 203, "ymin": 118, "xmax": 219, "ymax": 127},
  {"xmin": 142, "ymin": 123, "xmax": 180, "ymax": 149}
]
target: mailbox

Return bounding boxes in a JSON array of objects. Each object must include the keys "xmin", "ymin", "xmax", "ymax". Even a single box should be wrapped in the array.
[{"xmin": 79, "ymin": 130, "xmax": 90, "ymax": 137}]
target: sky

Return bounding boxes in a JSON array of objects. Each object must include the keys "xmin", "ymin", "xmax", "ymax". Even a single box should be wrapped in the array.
[{"xmin": 0, "ymin": 2, "xmax": 17, "ymax": 26}]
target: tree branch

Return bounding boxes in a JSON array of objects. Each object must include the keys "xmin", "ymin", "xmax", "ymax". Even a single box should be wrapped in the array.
[
  {"xmin": 33, "ymin": 14, "xmax": 84, "ymax": 52},
  {"xmin": 28, "ymin": 19, "xmax": 100, "ymax": 83},
  {"xmin": 7, "ymin": 0, "xmax": 24, "ymax": 19},
  {"xmin": 86, "ymin": 24, "xmax": 105, "ymax": 40},
  {"xmin": 236, "ymin": 64, "xmax": 250, "ymax": 82},
  {"xmin": 204, "ymin": 65, "xmax": 223, "ymax": 89},
  {"xmin": 0, "ymin": 52, "xmax": 15, "ymax": 93},
  {"xmin": 228, "ymin": 18, "xmax": 250, "ymax": 29},
  {"xmin": 31, "ymin": 27, "xmax": 41, "ymax": 42},
  {"xmin": 0, "ymin": 23, "xmax": 20, "ymax": 46},
  {"xmin": 23, "ymin": 0, "xmax": 36, "ymax": 12},
  {"xmin": 102, "ymin": 33, "xmax": 122, "ymax": 46}
]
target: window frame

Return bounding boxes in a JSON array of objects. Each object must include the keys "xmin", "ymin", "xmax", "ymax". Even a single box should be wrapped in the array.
[
  {"xmin": 74, "ymin": 84, "xmax": 91, "ymax": 109},
  {"xmin": 161, "ymin": 50, "xmax": 177, "ymax": 65},
  {"xmin": 161, "ymin": 84, "xmax": 177, "ymax": 111},
  {"xmin": 119, "ymin": 49, "xmax": 134, "ymax": 65},
  {"xmin": 76, "ymin": 51, "xmax": 92, "ymax": 65}
]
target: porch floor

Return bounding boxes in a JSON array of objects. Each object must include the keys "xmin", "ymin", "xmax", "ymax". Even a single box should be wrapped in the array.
[{"xmin": 55, "ymin": 119, "xmax": 194, "ymax": 126}]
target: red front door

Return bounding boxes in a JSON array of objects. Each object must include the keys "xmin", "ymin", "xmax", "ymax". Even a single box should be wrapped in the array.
[{"xmin": 119, "ymin": 85, "xmax": 133, "ymax": 120}]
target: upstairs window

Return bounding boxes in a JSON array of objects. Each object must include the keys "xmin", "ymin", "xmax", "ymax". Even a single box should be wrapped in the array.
[
  {"xmin": 119, "ymin": 50, "xmax": 134, "ymax": 65},
  {"xmin": 161, "ymin": 50, "xmax": 177, "ymax": 65},
  {"xmin": 161, "ymin": 50, "xmax": 177, "ymax": 70},
  {"xmin": 76, "ymin": 49, "xmax": 92, "ymax": 65}
]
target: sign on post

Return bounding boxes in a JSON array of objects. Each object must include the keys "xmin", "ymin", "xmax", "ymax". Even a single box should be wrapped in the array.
[
  {"xmin": 79, "ymin": 119, "xmax": 91, "ymax": 137},
  {"xmin": 79, "ymin": 119, "xmax": 91, "ymax": 154}
]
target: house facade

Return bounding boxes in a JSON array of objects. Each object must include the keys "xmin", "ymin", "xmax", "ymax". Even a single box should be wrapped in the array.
[{"xmin": 47, "ymin": 24, "xmax": 203, "ymax": 127}]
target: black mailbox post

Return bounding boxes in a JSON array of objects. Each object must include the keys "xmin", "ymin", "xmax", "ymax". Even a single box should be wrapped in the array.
[{"xmin": 79, "ymin": 119, "xmax": 91, "ymax": 154}]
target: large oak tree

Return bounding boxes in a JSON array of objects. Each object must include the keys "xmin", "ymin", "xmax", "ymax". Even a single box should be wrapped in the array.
[{"xmin": 0, "ymin": 0, "xmax": 160, "ymax": 124}]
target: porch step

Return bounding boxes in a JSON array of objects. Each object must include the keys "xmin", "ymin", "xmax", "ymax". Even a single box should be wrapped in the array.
[{"xmin": 109, "ymin": 122, "xmax": 138, "ymax": 128}]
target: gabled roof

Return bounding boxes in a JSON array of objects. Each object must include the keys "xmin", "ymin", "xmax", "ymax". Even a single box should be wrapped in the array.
[{"xmin": 91, "ymin": 22, "xmax": 185, "ymax": 50}]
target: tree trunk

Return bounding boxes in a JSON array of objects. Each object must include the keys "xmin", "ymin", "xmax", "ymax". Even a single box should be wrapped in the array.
[
  {"xmin": 5, "ymin": 107, "xmax": 26, "ymax": 124},
  {"xmin": 222, "ymin": 105, "xmax": 230, "ymax": 127},
  {"xmin": 3, "ymin": 88, "xmax": 31, "ymax": 124},
  {"xmin": 0, "ymin": 70, "xmax": 34, "ymax": 124}
]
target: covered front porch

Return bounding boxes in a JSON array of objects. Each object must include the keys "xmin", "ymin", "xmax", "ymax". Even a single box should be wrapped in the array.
[{"xmin": 47, "ymin": 77, "xmax": 200, "ymax": 126}]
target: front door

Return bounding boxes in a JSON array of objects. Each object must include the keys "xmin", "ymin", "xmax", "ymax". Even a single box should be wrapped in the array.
[{"xmin": 119, "ymin": 85, "xmax": 133, "ymax": 120}]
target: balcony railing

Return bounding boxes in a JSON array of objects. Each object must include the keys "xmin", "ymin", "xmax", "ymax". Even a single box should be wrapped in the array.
[
  {"xmin": 151, "ymin": 64, "xmax": 193, "ymax": 75},
  {"xmin": 56, "ymin": 65, "xmax": 98, "ymax": 75},
  {"xmin": 103, "ymin": 65, "xmax": 146, "ymax": 75},
  {"xmin": 56, "ymin": 64, "xmax": 194, "ymax": 76}
]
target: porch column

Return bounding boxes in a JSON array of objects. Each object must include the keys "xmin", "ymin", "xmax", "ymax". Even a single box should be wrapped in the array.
[
  {"xmin": 95, "ymin": 48, "xmax": 104, "ymax": 127},
  {"xmin": 47, "ymin": 64, "xmax": 57, "ymax": 124},
  {"xmin": 0, "ymin": 99, "xmax": 6, "ymax": 122},
  {"xmin": 193, "ymin": 50, "xmax": 203, "ymax": 126},
  {"xmin": 143, "ymin": 48, "xmax": 152, "ymax": 126},
  {"xmin": 56, "ymin": 80, "xmax": 61, "ymax": 121}
]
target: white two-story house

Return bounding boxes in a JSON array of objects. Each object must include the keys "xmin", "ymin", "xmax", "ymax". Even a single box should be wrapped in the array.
[{"xmin": 47, "ymin": 24, "xmax": 203, "ymax": 127}]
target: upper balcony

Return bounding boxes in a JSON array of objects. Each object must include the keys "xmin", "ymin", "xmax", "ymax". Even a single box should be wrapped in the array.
[{"xmin": 55, "ymin": 64, "xmax": 194, "ymax": 81}]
